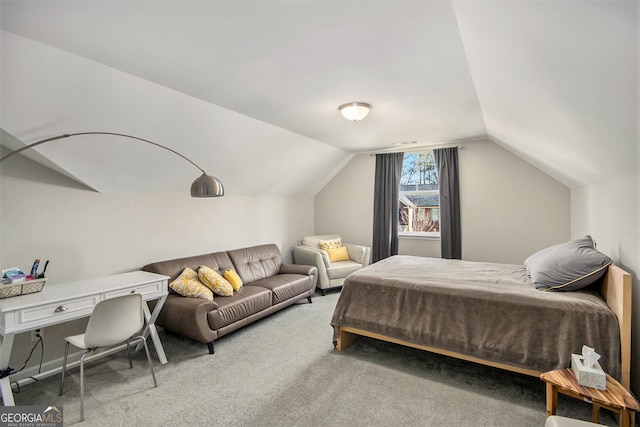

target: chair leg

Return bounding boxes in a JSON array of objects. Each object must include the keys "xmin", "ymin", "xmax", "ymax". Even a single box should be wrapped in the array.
[
  {"xmin": 207, "ymin": 341, "xmax": 215, "ymax": 354},
  {"xmin": 126, "ymin": 340, "xmax": 133, "ymax": 368},
  {"xmin": 59, "ymin": 342, "xmax": 70, "ymax": 396},
  {"xmin": 307, "ymin": 295, "xmax": 313, "ymax": 303},
  {"xmin": 136, "ymin": 336, "xmax": 158, "ymax": 388},
  {"xmin": 79, "ymin": 351, "xmax": 90, "ymax": 422}
]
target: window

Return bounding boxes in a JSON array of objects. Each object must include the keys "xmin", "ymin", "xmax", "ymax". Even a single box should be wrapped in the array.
[{"xmin": 399, "ymin": 152, "xmax": 440, "ymax": 237}]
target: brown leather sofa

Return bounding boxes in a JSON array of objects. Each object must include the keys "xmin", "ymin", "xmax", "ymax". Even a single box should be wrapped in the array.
[{"xmin": 142, "ymin": 244, "xmax": 317, "ymax": 354}]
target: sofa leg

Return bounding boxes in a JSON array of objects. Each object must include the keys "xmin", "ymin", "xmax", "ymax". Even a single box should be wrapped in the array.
[
  {"xmin": 307, "ymin": 295, "xmax": 313, "ymax": 304},
  {"xmin": 207, "ymin": 341, "xmax": 215, "ymax": 354},
  {"xmin": 321, "ymin": 289, "xmax": 326, "ymax": 296}
]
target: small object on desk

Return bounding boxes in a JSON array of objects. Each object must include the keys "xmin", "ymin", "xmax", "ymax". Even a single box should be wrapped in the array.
[
  {"xmin": 0, "ymin": 266, "xmax": 47, "ymax": 297},
  {"xmin": 1, "ymin": 267, "xmax": 19, "ymax": 276},
  {"xmin": 29, "ymin": 259, "xmax": 40, "ymax": 278},
  {"xmin": 2, "ymin": 269, "xmax": 26, "ymax": 284},
  {"xmin": 36, "ymin": 260, "xmax": 49, "ymax": 279},
  {"xmin": 541, "ymin": 368, "xmax": 639, "ymax": 427},
  {"xmin": 1, "ymin": 268, "xmax": 17, "ymax": 284},
  {"xmin": 571, "ymin": 345, "xmax": 606, "ymax": 390},
  {"xmin": 0, "ymin": 277, "xmax": 47, "ymax": 299}
]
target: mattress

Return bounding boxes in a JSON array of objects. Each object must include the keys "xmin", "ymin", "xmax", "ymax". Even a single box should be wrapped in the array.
[{"xmin": 330, "ymin": 255, "xmax": 621, "ymax": 379}]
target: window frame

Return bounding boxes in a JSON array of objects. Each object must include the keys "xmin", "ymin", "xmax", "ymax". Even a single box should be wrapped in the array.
[{"xmin": 398, "ymin": 151, "xmax": 440, "ymax": 239}]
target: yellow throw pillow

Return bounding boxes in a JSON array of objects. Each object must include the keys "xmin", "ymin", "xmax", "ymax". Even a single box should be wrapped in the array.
[
  {"xmin": 223, "ymin": 269, "xmax": 243, "ymax": 291},
  {"xmin": 326, "ymin": 246, "xmax": 350, "ymax": 262},
  {"xmin": 198, "ymin": 266, "xmax": 234, "ymax": 296},
  {"xmin": 319, "ymin": 238, "xmax": 341, "ymax": 250},
  {"xmin": 169, "ymin": 267, "xmax": 213, "ymax": 301}
]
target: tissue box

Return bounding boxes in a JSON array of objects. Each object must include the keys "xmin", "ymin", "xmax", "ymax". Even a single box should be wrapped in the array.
[{"xmin": 571, "ymin": 354, "xmax": 606, "ymax": 390}]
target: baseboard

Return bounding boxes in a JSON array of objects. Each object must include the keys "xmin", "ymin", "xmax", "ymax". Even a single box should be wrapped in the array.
[{"xmin": 10, "ymin": 343, "xmax": 134, "ymax": 388}]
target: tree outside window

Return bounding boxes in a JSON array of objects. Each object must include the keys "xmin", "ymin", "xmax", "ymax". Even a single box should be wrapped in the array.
[{"xmin": 399, "ymin": 152, "xmax": 440, "ymax": 235}]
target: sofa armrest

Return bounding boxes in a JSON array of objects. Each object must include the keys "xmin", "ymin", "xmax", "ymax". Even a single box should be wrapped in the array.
[
  {"xmin": 280, "ymin": 263, "xmax": 318, "ymax": 277},
  {"xmin": 156, "ymin": 294, "xmax": 219, "ymax": 344},
  {"xmin": 344, "ymin": 243, "xmax": 371, "ymax": 266}
]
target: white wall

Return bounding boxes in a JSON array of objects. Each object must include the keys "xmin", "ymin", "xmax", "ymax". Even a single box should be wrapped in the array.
[
  {"xmin": 314, "ymin": 153, "xmax": 373, "ymax": 247},
  {"xmin": 315, "ymin": 139, "xmax": 570, "ymax": 264},
  {"xmin": 571, "ymin": 174, "xmax": 640, "ymax": 394},
  {"xmin": 0, "ymin": 154, "xmax": 314, "ymax": 368},
  {"xmin": 461, "ymin": 140, "xmax": 570, "ymax": 263}
]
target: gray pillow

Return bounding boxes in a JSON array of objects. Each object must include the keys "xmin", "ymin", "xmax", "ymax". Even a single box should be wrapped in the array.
[{"xmin": 524, "ymin": 235, "xmax": 612, "ymax": 291}]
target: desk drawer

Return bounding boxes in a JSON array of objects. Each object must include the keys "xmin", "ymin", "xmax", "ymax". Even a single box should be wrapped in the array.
[
  {"xmin": 103, "ymin": 281, "xmax": 165, "ymax": 300},
  {"xmin": 18, "ymin": 295, "xmax": 100, "ymax": 327}
]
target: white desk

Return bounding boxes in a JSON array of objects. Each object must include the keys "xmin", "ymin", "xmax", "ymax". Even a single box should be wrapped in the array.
[{"xmin": 0, "ymin": 271, "xmax": 169, "ymax": 406}]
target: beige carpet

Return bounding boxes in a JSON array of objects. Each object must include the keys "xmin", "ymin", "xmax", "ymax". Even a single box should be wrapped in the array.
[{"xmin": 13, "ymin": 291, "xmax": 615, "ymax": 426}]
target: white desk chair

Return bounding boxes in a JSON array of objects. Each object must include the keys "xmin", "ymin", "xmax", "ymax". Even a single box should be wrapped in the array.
[
  {"xmin": 545, "ymin": 416, "xmax": 599, "ymax": 426},
  {"xmin": 59, "ymin": 293, "xmax": 158, "ymax": 421}
]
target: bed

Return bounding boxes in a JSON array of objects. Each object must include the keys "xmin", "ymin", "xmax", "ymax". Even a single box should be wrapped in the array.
[{"xmin": 331, "ymin": 255, "xmax": 632, "ymax": 388}]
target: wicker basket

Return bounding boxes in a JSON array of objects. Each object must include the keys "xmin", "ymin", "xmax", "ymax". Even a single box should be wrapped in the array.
[{"xmin": 0, "ymin": 278, "xmax": 47, "ymax": 299}]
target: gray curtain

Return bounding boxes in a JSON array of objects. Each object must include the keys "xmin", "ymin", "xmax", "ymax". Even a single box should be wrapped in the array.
[
  {"xmin": 372, "ymin": 152, "xmax": 404, "ymax": 263},
  {"xmin": 433, "ymin": 147, "xmax": 461, "ymax": 259}
]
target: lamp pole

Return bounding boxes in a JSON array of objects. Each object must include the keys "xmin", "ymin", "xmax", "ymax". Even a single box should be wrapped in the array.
[{"xmin": 0, "ymin": 131, "xmax": 223, "ymax": 197}]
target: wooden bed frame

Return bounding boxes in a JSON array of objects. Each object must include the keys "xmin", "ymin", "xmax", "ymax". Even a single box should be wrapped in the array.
[{"xmin": 336, "ymin": 263, "xmax": 633, "ymax": 388}]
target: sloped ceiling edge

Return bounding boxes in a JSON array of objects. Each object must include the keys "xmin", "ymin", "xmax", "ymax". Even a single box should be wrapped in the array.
[
  {"xmin": 453, "ymin": 0, "xmax": 638, "ymax": 189},
  {"xmin": 1, "ymin": 31, "xmax": 350, "ymax": 197}
]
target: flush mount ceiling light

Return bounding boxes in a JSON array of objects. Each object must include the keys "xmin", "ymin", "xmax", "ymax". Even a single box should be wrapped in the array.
[{"xmin": 338, "ymin": 102, "xmax": 372, "ymax": 121}]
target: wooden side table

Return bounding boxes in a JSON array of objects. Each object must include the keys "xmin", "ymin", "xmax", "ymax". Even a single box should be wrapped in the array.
[{"xmin": 541, "ymin": 369, "xmax": 639, "ymax": 427}]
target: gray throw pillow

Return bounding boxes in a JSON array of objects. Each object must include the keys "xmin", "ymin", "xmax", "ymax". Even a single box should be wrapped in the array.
[{"xmin": 524, "ymin": 235, "xmax": 612, "ymax": 291}]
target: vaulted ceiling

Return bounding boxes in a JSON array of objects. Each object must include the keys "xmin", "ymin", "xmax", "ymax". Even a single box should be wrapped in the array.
[{"xmin": 1, "ymin": 1, "xmax": 637, "ymax": 196}]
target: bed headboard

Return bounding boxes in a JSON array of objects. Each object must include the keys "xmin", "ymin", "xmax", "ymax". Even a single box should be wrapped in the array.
[{"xmin": 599, "ymin": 263, "xmax": 632, "ymax": 389}]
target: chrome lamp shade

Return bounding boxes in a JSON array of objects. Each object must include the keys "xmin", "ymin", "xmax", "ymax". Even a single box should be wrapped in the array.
[{"xmin": 191, "ymin": 173, "xmax": 224, "ymax": 197}]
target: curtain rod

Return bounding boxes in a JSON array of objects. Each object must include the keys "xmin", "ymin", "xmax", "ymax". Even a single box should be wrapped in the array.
[
  {"xmin": 362, "ymin": 135, "xmax": 487, "ymax": 156},
  {"xmin": 367, "ymin": 142, "xmax": 463, "ymax": 156}
]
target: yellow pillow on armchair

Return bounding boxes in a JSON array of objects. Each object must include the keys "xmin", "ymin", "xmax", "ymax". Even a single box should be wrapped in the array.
[
  {"xmin": 319, "ymin": 238, "xmax": 341, "ymax": 250},
  {"xmin": 325, "ymin": 246, "xmax": 350, "ymax": 262}
]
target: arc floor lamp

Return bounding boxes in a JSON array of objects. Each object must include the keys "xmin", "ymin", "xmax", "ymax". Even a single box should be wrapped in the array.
[{"xmin": 0, "ymin": 132, "xmax": 224, "ymax": 197}]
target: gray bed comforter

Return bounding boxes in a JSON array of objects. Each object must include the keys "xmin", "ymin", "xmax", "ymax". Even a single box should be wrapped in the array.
[{"xmin": 330, "ymin": 255, "xmax": 621, "ymax": 379}]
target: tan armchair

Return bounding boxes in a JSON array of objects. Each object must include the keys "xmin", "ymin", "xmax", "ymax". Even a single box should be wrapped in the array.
[{"xmin": 292, "ymin": 234, "xmax": 370, "ymax": 295}]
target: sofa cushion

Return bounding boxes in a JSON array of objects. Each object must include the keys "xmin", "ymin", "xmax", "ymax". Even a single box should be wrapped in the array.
[
  {"xmin": 227, "ymin": 244, "xmax": 284, "ymax": 284},
  {"xmin": 327, "ymin": 260, "xmax": 363, "ymax": 280},
  {"xmin": 143, "ymin": 251, "xmax": 236, "ymax": 282},
  {"xmin": 247, "ymin": 274, "xmax": 314, "ymax": 304},
  {"xmin": 207, "ymin": 286, "xmax": 272, "ymax": 330}
]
